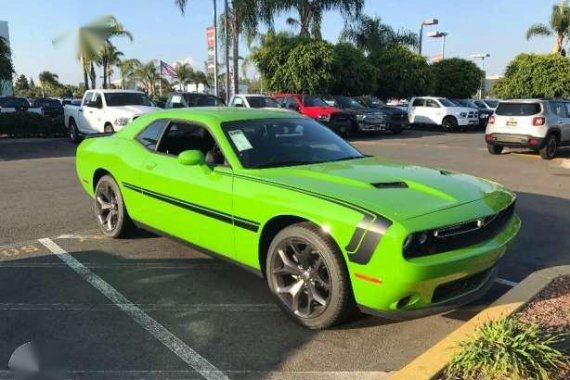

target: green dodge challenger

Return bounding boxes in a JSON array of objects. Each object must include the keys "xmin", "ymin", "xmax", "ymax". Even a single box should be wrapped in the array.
[{"xmin": 76, "ymin": 108, "xmax": 521, "ymax": 329}]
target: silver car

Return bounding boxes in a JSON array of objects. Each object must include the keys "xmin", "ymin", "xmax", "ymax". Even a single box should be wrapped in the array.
[{"xmin": 485, "ymin": 99, "xmax": 570, "ymax": 159}]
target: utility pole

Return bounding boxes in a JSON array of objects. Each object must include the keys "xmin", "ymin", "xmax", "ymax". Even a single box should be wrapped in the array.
[
  {"xmin": 224, "ymin": 0, "xmax": 230, "ymax": 103},
  {"xmin": 213, "ymin": 0, "xmax": 219, "ymax": 97},
  {"xmin": 419, "ymin": 18, "xmax": 438, "ymax": 56},
  {"xmin": 472, "ymin": 53, "xmax": 491, "ymax": 99}
]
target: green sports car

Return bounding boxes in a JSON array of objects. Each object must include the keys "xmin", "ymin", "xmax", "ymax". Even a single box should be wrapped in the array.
[{"xmin": 76, "ymin": 108, "xmax": 521, "ymax": 329}]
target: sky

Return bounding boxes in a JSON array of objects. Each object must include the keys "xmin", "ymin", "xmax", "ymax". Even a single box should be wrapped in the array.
[{"xmin": 0, "ymin": 0, "xmax": 558, "ymax": 86}]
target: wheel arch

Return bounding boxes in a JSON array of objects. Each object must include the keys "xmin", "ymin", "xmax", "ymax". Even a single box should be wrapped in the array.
[
  {"xmin": 442, "ymin": 114, "xmax": 457, "ymax": 124},
  {"xmin": 93, "ymin": 168, "xmax": 112, "ymax": 192},
  {"xmin": 257, "ymin": 214, "xmax": 346, "ymax": 278},
  {"xmin": 547, "ymin": 128, "xmax": 561, "ymax": 141}
]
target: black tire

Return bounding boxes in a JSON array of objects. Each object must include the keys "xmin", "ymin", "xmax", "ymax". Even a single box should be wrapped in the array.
[
  {"xmin": 94, "ymin": 175, "xmax": 134, "ymax": 238},
  {"xmin": 104, "ymin": 123, "xmax": 115, "ymax": 133},
  {"xmin": 391, "ymin": 126, "xmax": 403, "ymax": 135},
  {"xmin": 487, "ymin": 143, "xmax": 503, "ymax": 155},
  {"xmin": 539, "ymin": 134, "xmax": 558, "ymax": 160},
  {"xmin": 69, "ymin": 119, "xmax": 80, "ymax": 144},
  {"xmin": 442, "ymin": 116, "xmax": 458, "ymax": 132},
  {"xmin": 266, "ymin": 222, "xmax": 354, "ymax": 329}
]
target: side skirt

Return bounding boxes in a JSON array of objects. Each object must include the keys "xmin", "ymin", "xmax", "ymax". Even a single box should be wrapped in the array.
[{"xmin": 133, "ymin": 221, "xmax": 264, "ymax": 279}]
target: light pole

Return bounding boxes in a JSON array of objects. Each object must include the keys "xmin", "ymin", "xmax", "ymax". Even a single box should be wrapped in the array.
[
  {"xmin": 427, "ymin": 31, "xmax": 448, "ymax": 60},
  {"xmin": 213, "ymin": 0, "xmax": 218, "ymax": 97},
  {"xmin": 419, "ymin": 18, "xmax": 438, "ymax": 56},
  {"xmin": 224, "ymin": 0, "xmax": 230, "ymax": 103},
  {"xmin": 472, "ymin": 53, "xmax": 491, "ymax": 99}
]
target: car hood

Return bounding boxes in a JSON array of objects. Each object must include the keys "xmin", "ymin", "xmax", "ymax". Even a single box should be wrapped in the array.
[
  {"xmin": 253, "ymin": 157, "xmax": 507, "ymax": 221},
  {"xmin": 110, "ymin": 105, "xmax": 162, "ymax": 116},
  {"xmin": 304, "ymin": 106, "xmax": 343, "ymax": 115},
  {"xmin": 449, "ymin": 106, "xmax": 478, "ymax": 113},
  {"xmin": 340, "ymin": 107, "xmax": 386, "ymax": 116}
]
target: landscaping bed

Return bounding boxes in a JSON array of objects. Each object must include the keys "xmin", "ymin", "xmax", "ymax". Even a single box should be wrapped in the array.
[
  {"xmin": 444, "ymin": 275, "xmax": 570, "ymax": 380},
  {"xmin": 0, "ymin": 112, "xmax": 66, "ymax": 138}
]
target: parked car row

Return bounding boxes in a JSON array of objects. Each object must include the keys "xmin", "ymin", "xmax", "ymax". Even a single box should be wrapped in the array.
[{"xmin": 0, "ymin": 96, "xmax": 77, "ymax": 116}]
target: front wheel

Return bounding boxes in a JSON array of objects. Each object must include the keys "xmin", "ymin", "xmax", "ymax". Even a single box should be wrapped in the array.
[
  {"xmin": 266, "ymin": 222, "xmax": 354, "ymax": 329},
  {"xmin": 69, "ymin": 119, "xmax": 80, "ymax": 144},
  {"xmin": 94, "ymin": 175, "xmax": 134, "ymax": 238},
  {"xmin": 442, "ymin": 117, "xmax": 458, "ymax": 132}
]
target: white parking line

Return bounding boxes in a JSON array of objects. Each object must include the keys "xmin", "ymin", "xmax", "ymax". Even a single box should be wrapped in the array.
[
  {"xmin": 0, "ymin": 303, "xmax": 279, "ymax": 312},
  {"xmin": 495, "ymin": 277, "xmax": 518, "ymax": 287},
  {"xmin": 38, "ymin": 238, "xmax": 229, "ymax": 380}
]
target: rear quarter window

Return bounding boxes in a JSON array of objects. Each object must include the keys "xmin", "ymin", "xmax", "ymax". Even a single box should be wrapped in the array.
[{"xmin": 496, "ymin": 103, "xmax": 541, "ymax": 116}]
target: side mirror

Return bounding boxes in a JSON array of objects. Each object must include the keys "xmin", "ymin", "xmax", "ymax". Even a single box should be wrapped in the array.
[{"xmin": 178, "ymin": 150, "xmax": 205, "ymax": 166}]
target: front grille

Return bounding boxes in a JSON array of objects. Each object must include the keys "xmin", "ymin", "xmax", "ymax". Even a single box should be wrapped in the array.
[
  {"xmin": 432, "ymin": 267, "xmax": 493, "ymax": 303},
  {"xmin": 404, "ymin": 201, "xmax": 516, "ymax": 258},
  {"xmin": 467, "ymin": 111, "xmax": 479, "ymax": 119}
]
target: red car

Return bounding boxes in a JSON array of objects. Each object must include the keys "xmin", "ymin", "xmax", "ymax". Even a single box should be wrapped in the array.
[{"xmin": 273, "ymin": 93, "xmax": 353, "ymax": 136}]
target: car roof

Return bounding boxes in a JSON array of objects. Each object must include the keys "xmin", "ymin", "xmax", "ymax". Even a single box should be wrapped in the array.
[
  {"xmin": 499, "ymin": 99, "xmax": 561, "ymax": 103},
  {"xmin": 234, "ymin": 94, "xmax": 272, "ymax": 97}
]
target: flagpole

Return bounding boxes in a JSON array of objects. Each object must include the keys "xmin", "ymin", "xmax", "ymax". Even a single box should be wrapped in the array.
[
  {"xmin": 158, "ymin": 60, "xmax": 163, "ymax": 98},
  {"xmin": 224, "ymin": 0, "xmax": 230, "ymax": 103},
  {"xmin": 213, "ymin": 0, "xmax": 219, "ymax": 97}
]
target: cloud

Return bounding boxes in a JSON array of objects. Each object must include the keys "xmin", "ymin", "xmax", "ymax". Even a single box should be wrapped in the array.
[{"xmin": 171, "ymin": 56, "xmax": 200, "ymax": 69}]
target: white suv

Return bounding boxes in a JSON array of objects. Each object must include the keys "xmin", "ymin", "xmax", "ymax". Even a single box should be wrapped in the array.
[
  {"xmin": 408, "ymin": 97, "xmax": 479, "ymax": 131},
  {"xmin": 485, "ymin": 99, "xmax": 570, "ymax": 160}
]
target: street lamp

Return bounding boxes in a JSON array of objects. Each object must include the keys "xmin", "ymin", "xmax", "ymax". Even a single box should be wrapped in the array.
[
  {"xmin": 419, "ymin": 18, "xmax": 439, "ymax": 56},
  {"xmin": 472, "ymin": 53, "xmax": 491, "ymax": 99},
  {"xmin": 427, "ymin": 31, "xmax": 448, "ymax": 60}
]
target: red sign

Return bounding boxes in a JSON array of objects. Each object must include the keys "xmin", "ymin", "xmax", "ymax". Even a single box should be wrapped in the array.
[{"xmin": 207, "ymin": 26, "xmax": 215, "ymax": 49}]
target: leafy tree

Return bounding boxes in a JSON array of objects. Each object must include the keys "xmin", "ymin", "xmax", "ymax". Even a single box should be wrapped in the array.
[
  {"xmin": 39, "ymin": 71, "xmax": 61, "ymax": 97},
  {"xmin": 278, "ymin": 39, "xmax": 335, "ymax": 94},
  {"xmin": 0, "ymin": 37, "xmax": 14, "ymax": 82},
  {"xmin": 340, "ymin": 15, "xmax": 418, "ymax": 55},
  {"xmin": 369, "ymin": 46, "xmax": 433, "ymax": 100},
  {"xmin": 329, "ymin": 43, "xmax": 375, "ymax": 95},
  {"xmin": 526, "ymin": 0, "xmax": 570, "ymax": 55},
  {"xmin": 492, "ymin": 53, "xmax": 570, "ymax": 98},
  {"xmin": 275, "ymin": 0, "xmax": 364, "ymax": 39},
  {"xmin": 14, "ymin": 75, "xmax": 30, "ymax": 95},
  {"xmin": 431, "ymin": 58, "xmax": 483, "ymax": 98}
]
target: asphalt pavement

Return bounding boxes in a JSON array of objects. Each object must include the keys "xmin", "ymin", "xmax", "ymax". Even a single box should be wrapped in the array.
[{"xmin": 0, "ymin": 130, "xmax": 569, "ymax": 379}]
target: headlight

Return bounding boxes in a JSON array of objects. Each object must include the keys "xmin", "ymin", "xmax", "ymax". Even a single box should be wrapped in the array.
[
  {"xmin": 455, "ymin": 112, "xmax": 467, "ymax": 118},
  {"xmin": 318, "ymin": 114, "xmax": 331, "ymax": 122},
  {"xmin": 114, "ymin": 117, "xmax": 131, "ymax": 126},
  {"xmin": 403, "ymin": 232, "xmax": 429, "ymax": 252},
  {"xmin": 356, "ymin": 114, "xmax": 366, "ymax": 121}
]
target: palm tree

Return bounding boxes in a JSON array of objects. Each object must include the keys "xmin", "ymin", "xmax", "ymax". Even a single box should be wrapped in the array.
[
  {"xmin": 173, "ymin": 62, "xmax": 195, "ymax": 90},
  {"xmin": 341, "ymin": 15, "xmax": 418, "ymax": 55},
  {"xmin": 118, "ymin": 58, "xmax": 141, "ymax": 89},
  {"xmin": 39, "ymin": 71, "xmax": 60, "ymax": 97},
  {"xmin": 526, "ymin": 0, "xmax": 570, "ymax": 55},
  {"xmin": 276, "ymin": 0, "xmax": 363, "ymax": 39},
  {"xmin": 98, "ymin": 43, "xmax": 124, "ymax": 89},
  {"xmin": 134, "ymin": 61, "xmax": 160, "ymax": 96}
]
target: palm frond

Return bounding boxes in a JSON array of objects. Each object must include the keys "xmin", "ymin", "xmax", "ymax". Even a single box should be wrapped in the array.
[{"xmin": 526, "ymin": 24, "xmax": 553, "ymax": 40}]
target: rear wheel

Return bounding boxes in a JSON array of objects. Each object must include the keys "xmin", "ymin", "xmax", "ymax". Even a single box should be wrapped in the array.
[
  {"xmin": 539, "ymin": 134, "xmax": 558, "ymax": 160},
  {"xmin": 69, "ymin": 119, "xmax": 80, "ymax": 144},
  {"xmin": 391, "ymin": 125, "xmax": 403, "ymax": 135},
  {"xmin": 266, "ymin": 222, "xmax": 354, "ymax": 329},
  {"xmin": 94, "ymin": 175, "xmax": 134, "ymax": 238},
  {"xmin": 487, "ymin": 143, "xmax": 503, "ymax": 155},
  {"xmin": 442, "ymin": 117, "xmax": 458, "ymax": 132}
]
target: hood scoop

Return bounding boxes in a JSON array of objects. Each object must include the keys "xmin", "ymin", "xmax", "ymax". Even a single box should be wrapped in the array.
[{"xmin": 371, "ymin": 181, "xmax": 408, "ymax": 189}]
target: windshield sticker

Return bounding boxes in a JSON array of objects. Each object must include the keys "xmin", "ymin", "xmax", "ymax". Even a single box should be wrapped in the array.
[
  {"xmin": 171, "ymin": 95, "xmax": 182, "ymax": 103},
  {"xmin": 228, "ymin": 130, "xmax": 253, "ymax": 152}
]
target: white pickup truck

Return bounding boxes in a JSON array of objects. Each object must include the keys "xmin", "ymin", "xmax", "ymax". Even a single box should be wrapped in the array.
[{"xmin": 64, "ymin": 90, "xmax": 160, "ymax": 142}]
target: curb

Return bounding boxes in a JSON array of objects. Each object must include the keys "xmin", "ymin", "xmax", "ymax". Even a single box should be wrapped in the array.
[{"xmin": 389, "ymin": 265, "xmax": 570, "ymax": 380}]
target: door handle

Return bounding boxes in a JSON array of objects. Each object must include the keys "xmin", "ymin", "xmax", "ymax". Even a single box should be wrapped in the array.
[
  {"xmin": 78, "ymin": 109, "xmax": 83, "ymax": 113},
  {"xmin": 145, "ymin": 161, "xmax": 157, "ymax": 170}
]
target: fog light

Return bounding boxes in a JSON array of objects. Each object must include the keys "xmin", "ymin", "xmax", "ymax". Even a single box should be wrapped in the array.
[{"xmin": 397, "ymin": 296, "xmax": 413, "ymax": 309}]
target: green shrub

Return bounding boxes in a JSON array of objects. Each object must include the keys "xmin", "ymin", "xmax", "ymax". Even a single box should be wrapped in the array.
[
  {"xmin": 0, "ymin": 112, "xmax": 66, "ymax": 138},
  {"xmin": 446, "ymin": 317, "xmax": 569, "ymax": 380}
]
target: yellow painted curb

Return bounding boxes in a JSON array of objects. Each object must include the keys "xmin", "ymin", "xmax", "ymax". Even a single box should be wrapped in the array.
[{"xmin": 389, "ymin": 265, "xmax": 570, "ymax": 380}]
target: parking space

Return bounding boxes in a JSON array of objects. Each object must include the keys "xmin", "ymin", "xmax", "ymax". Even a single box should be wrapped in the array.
[{"xmin": 1, "ymin": 131, "xmax": 569, "ymax": 378}]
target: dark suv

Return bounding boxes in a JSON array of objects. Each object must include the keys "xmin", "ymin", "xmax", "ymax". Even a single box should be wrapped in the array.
[
  {"xmin": 165, "ymin": 92, "xmax": 225, "ymax": 109},
  {"xmin": 31, "ymin": 98, "xmax": 64, "ymax": 117},
  {"xmin": 0, "ymin": 96, "xmax": 30, "ymax": 112}
]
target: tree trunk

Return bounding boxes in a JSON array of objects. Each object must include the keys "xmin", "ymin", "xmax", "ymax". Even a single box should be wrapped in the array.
[
  {"xmin": 90, "ymin": 62, "xmax": 96, "ymax": 89},
  {"xmin": 232, "ymin": 24, "xmax": 239, "ymax": 96},
  {"xmin": 299, "ymin": 4, "xmax": 310, "ymax": 38},
  {"xmin": 83, "ymin": 67, "xmax": 90, "ymax": 90},
  {"xmin": 102, "ymin": 60, "xmax": 108, "ymax": 89},
  {"xmin": 555, "ymin": 32, "xmax": 564, "ymax": 54}
]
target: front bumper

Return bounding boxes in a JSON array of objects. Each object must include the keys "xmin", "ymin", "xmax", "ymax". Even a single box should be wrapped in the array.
[
  {"xmin": 486, "ymin": 133, "xmax": 545, "ymax": 149},
  {"xmin": 458, "ymin": 117, "xmax": 480, "ymax": 127},
  {"xmin": 351, "ymin": 199, "xmax": 521, "ymax": 318},
  {"xmin": 356, "ymin": 121, "xmax": 389, "ymax": 132}
]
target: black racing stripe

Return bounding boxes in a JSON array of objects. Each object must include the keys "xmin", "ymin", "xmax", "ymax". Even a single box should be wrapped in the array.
[
  {"xmin": 345, "ymin": 215, "xmax": 373, "ymax": 253},
  {"xmin": 122, "ymin": 182, "xmax": 259, "ymax": 232},
  {"xmin": 349, "ymin": 218, "xmax": 392, "ymax": 265}
]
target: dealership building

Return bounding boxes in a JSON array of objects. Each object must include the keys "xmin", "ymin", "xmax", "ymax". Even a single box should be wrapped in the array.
[{"xmin": 1, "ymin": 20, "xmax": 12, "ymax": 96}]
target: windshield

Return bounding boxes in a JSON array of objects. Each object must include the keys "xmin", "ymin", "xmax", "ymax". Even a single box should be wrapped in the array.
[
  {"xmin": 222, "ymin": 118, "xmax": 365, "ymax": 169},
  {"xmin": 104, "ymin": 92, "xmax": 153, "ymax": 107},
  {"xmin": 335, "ymin": 96, "xmax": 364, "ymax": 109},
  {"xmin": 438, "ymin": 98, "xmax": 456, "ymax": 107},
  {"xmin": 246, "ymin": 96, "xmax": 280, "ymax": 108},
  {"xmin": 302, "ymin": 96, "xmax": 329, "ymax": 107},
  {"xmin": 496, "ymin": 102, "xmax": 541, "ymax": 116},
  {"xmin": 484, "ymin": 100, "xmax": 499, "ymax": 108},
  {"xmin": 452, "ymin": 99, "xmax": 470, "ymax": 107}
]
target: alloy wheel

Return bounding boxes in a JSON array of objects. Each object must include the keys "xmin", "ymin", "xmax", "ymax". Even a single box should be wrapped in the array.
[
  {"xmin": 269, "ymin": 238, "xmax": 332, "ymax": 319},
  {"xmin": 95, "ymin": 182, "xmax": 119, "ymax": 233}
]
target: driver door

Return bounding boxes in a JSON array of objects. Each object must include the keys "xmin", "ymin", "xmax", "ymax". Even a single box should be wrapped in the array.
[
  {"xmin": 80, "ymin": 92, "xmax": 104, "ymax": 133},
  {"xmin": 136, "ymin": 121, "xmax": 235, "ymax": 258}
]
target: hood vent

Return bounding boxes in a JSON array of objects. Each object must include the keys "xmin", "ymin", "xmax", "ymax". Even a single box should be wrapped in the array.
[{"xmin": 372, "ymin": 181, "xmax": 408, "ymax": 189}]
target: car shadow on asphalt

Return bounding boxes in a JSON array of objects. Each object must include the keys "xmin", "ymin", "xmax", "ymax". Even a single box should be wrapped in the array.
[{"xmin": 0, "ymin": 138, "xmax": 76, "ymax": 161}]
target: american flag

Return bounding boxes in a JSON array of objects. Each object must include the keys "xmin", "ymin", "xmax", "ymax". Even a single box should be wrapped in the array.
[{"xmin": 160, "ymin": 60, "xmax": 176, "ymax": 78}]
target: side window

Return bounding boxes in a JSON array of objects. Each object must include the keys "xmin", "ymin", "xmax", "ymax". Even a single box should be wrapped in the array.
[
  {"xmin": 157, "ymin": 122, "xmax": 217, "ymax": 157},
  {"xmin": 564, "ymin": 103, "xmax": 570, "ymax": 116},
  {"xmin": 137, "ymin": 120, "xmax": 167, "ymax": 151},
  {"xmin": 552, "ymin": 102, "xmax": 568, "ymax": 118},
  {"xmin": 167, "ymin": 94, "xmax": 186, "ymax": 109},
  {"xmin": 285, "ymin": 97, "xmax": 299, "ymax": 110},
  {"xmin": 412, "ymin": 98, "xmax": 425, "ymax": 107},
  {"xmin": 425, "ymin": 99, "xmax": 440, "ymax": 108},
  {"xmin": 233, "ymin": 97, "xmax": 244, "ymax": 107},
  {"xmin": 86, "ymin": 93, "xmax": 102, "ymax": 108}
]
